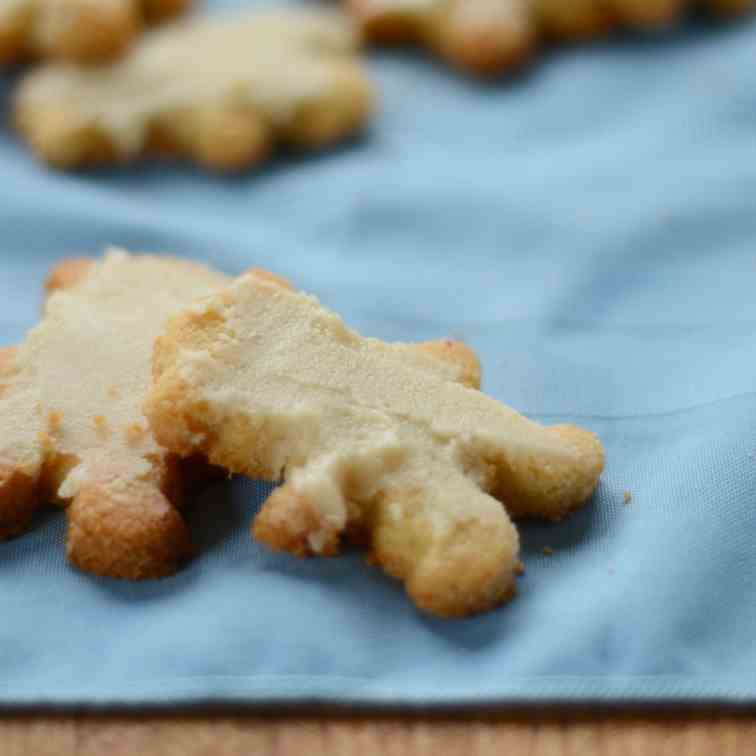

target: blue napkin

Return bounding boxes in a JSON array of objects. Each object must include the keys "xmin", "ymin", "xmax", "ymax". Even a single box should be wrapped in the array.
[{"xmin": 2, "ymin": 0, "xmax": 756, "ymax": 707}]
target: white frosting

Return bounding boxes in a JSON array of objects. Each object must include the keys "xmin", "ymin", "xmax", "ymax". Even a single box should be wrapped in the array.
[
  {"xmin": 0, "ymin": 249, "xmax": 229, "ymax": 500},
  {"xmin": 19, "ymin": 9, "xmax": 361, "ymax": 156}
]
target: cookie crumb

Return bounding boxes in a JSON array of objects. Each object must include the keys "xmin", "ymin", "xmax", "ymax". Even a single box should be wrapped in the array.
[
  {"xmin": 514, "ymin": 560, "xmax": 525, "ymax": 576},
  {"xmin": 623, "ymin": 490, "xmax": 632, "ymax": 505},
  {"xmin": 542, "ymin": 546, "xmax": 554, "ymax": 556}
]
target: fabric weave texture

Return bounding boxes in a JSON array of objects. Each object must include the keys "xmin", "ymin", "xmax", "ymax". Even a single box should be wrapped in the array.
[{"xmin": 1, "ymin": 0, "xmax": 755, "ymax": 706}]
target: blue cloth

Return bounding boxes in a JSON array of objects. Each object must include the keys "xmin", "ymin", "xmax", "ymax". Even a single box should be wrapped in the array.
[{"xmin": 2, "ymin": 0, "xmax": 756, "ymax": 708}]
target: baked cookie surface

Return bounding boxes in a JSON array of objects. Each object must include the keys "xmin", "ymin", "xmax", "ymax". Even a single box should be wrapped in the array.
[
  {"xmin": 14, "ymin": 8, "xmax": 375, "ymax": 172},
  {"xmin": 0, "ymin": 249, "xmax": 229, "ymax": 579},
  {"xmin": 0, "ymin": 0, "xmax": 191, "ymax": 66},
  {"xmin": 147, "ymin": 271, "xmax": 604, "ymax": 617},
  {"xmin": 345, "ymin": 0, "xmax": 755, "ymax": 76}
]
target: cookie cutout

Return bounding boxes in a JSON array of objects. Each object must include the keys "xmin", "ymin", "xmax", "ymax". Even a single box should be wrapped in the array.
[
  {"xmin": 0, "ymin": 0, "xmax": 191, "ymax": 66},
  {"xmin": 345, "ymin": 0, "xmax": 755, "ymax": 76},
  {"xmin": 14, "ymin": 9, "xmax": 375, "ymax": 172},
  {"xmin": 147, "ymin": 271, "xmax": 604, "ymax": 617},
  {"xmin": 0, "ymin": 249, "xmax": 230, "ymax": 579}
]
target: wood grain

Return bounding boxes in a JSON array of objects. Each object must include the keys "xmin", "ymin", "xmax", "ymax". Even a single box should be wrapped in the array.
[{"xmin": 2, "ymin": 711, "xmax": 755, "ymax": 756}]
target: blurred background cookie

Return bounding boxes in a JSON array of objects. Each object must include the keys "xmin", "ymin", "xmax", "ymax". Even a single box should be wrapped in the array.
[
  {"xmin": 345, "ymin": 0, "xmax": 756, "ymax": 76},
  {"xmin": 0, "ymin": 0, "xmax": 192, "ymax": 66},
  {"xmin": 13, "ymin": 8, "xmax": 375, "ymax": 172}
]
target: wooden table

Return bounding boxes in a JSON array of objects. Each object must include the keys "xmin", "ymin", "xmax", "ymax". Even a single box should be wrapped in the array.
[{"xmin": 2, "ymin": 710, "xmax": 755, "ymax": 755}]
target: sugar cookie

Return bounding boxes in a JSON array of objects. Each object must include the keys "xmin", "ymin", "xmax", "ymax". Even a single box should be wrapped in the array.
[
  {"xmin": 0, "ymin": 249, "xmax": 229, "ymax": 579},
  {"xmin": 345, "ymin": 0, "xmax": 755, "ymax": 76},
  {"xmin": 147, "ymin": 271, "xmax": 604, "ymax": 616},
  {"xmin": 14, "ymin": 9, "xmax": 375, "ymax": 172}
]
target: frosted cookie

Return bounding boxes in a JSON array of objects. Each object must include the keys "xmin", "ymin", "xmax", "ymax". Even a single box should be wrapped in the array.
[
  {"xmin": 0, "ymin": 0, "xmax": 191, "ymax": 66},
  {"xmin": 13, "ymin": 9, "xmax": 375, "ymax": 172},
  {"xmin": 345, "ymin": 0, "xmax": 754, "ymax": 76},
  {"xmin": 146, "ymin": 271, "xmax": 604, "ymax": 617},
  {"xmin": 0, "ymin": 249, "xmax": 229, "ymax": 579}
]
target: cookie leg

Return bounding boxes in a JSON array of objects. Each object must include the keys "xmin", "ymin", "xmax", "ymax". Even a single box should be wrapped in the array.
[
  {"xmin": 13, "ymin": 101, "xmax": 121, "ymax": 170},
  {"xmin": 66, "ymin": 479, "xmax": 192, "ymax": 580},
  {"xmin": 607, "ymin": 0, "xmax": 688, "ymax": 28},
  {"xmin": 253, "ymin": 483, "xmax": 343, "ymax": 558},
  {"xmin": 534, "ymin": 0, "xmax": 613, "ymax": 41},
  {"xmin": 429, "ymin": 0, "xmax": 537, "ymax": 77},
  {"xmin": 0, "ymin": 463, "xmax": 42, "ymax": 540},
  {"xmin": 371, "ymin": 470, "xmax": 520, "ymax": 617},
  {"xmin": 150, "ymin": 105, "xmax": 274, "ymax": 173},
  {"xmin": 279, "ymin": 61, "xmax": 375, "ymax": 151}
]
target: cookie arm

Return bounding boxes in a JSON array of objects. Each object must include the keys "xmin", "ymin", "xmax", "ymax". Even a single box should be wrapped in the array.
[
  {"xmin": 483, "ymin": 422, "xmax": 605, "ymax": 520},
  {"xmin": 429, "ymin": 0, "xmax": 536, "ymax": 76}
]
